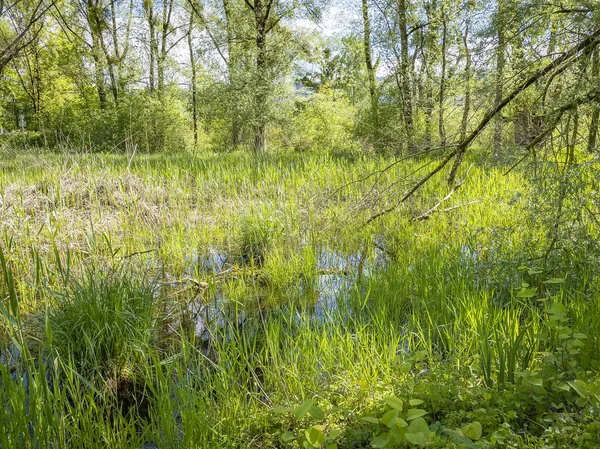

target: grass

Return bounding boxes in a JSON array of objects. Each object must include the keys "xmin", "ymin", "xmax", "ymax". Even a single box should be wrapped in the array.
[{"xmin": 0, "ymin": 147, "xmax": 599, "ymax": 447}]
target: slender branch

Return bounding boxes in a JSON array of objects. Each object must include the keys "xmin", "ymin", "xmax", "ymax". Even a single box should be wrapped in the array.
[
  {"xmin": 364, "ymin": 149, "xmax": 457, "ymax": 225},
  {"xmin": 448, "ymin": 27, "xmax": 600, "ymax": 184}
]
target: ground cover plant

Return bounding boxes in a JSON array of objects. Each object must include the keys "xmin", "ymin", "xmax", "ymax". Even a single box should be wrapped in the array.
[
  {"xmin": 2, "ymin": 0, "xmax": 600, "ymax": 447},
  {"xmin": 0, "ymin": 146, "xmax": 599, "ymax": 448}
]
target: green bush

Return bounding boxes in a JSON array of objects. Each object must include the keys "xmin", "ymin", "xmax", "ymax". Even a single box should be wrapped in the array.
[
  {"xmin": 285, "ymin": 88, "xmax": 360, "ymax": 152},
  {"xmin": 42, "ymin": 92, "xmax": 192, "ymax": 153}
]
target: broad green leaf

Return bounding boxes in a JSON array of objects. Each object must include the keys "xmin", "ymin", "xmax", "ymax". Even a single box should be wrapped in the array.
[
  {"xmin": 547, "ymin": 303, "xmax": 566, "ymax": 315},
  {"xmin": 380, "ymin": 409, "xmax": 399, "ymax": 427},
  {"xmin": 389, "ymin": 426, "xmax": 408, "ymax": 442},
  {"xmin": 281, "ymin": 431, "xmax": 296, "ymax": 442},
  {"xmin": 588, "ymin": 382, "xmax": 600, "ymax": 395},
  {"xmin": 361, "ymin": 416, "xmax": 380, "ymax": 424},
  {"xmin": 395, "ymin": 418, "xmax": 408, "ymax": 428},
  {"xmin": 328, "ymin": 429, "xmax": 341, "ymax": 440},
  {"xmin": 405, "ymin": 432, "xmax": 426, "ymax": 446},
  {"xmin": 371, "ymin": 432, "xmax": 390, "ymax": 448},
  {"xmin": 528, "ymin": 377, "xmax": 543, "ymax": 387},
  {"xmin": 461, "ymin": 421, "xmax": 482, "ymax": 441},
  {"xmin": 406, "ymin": 408, "xmax": 428, "ymax": 421},
  {"xmin": 293, "ymin": 400, "xmax": 314, "ymax": 419},
  {"xmin": 407, "ymin": 417, "xmax": 430, "ymax": 435},
  {"xmin": 399, "ymin": 361, "xmax": 412, "ymax": 374},
  {"xmin": 517, "ymin": 288, "xmax": 537, "ymax": 298},
  {"xmin": 569, "ymin": 380, "xmax": 590, "ymax": 398},
  {"xmin": 409, "ymin": 399, "xmax": 424, "ymax": 406},
  {"xmin": 305, "ymin": 425, "xmax": 326, "ymax": 448},
  {"xmin": 309, "ymin": 404, "xmax": 325, "ymax": 420},
  {"xmin": 384, "ymin": 396, "xmax": 404, "ymax": 411},
  {"xmin": 273, "ymin": 406, "xmax": 292, "ymax": 414}
]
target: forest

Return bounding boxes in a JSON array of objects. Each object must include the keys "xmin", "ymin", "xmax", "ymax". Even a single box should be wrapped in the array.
[{"xmin": 1, "ymin": 0, "xmax": 600, "ymax": 448}]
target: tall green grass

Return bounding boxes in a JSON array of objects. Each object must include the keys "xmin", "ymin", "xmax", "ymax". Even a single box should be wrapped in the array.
[{"xmin": 0, "ymin": 148, "xmax": 599, "ymax": 447}]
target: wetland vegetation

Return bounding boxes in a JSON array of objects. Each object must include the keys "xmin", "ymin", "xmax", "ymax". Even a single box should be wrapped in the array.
[{"xmin": 2, "ymin": 0, "xmax": 600, "ymax": 447}]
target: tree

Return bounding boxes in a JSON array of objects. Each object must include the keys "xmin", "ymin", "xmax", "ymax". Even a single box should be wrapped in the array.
[
  {"xmin": 361, "ymin": 0, "xmax": 378, "ymax": 140},
  {"xmin": 0, "ymin": 0, "xmax": 54, "ymax": 73}
]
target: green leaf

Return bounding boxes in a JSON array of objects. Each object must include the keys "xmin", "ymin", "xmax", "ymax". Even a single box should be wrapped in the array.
[
  {"xmin": 406, "ymin": 409, "xmax": 428, "ymax": 421},
  {"xmin": 409, "ymin": 399, "xmax": 424, "ymax": 406},
  {"xmin": 326, "ymin": 444, "xmax": 337, "ymax": 449},
  {"xmin": 547, "ymin": 303, "xmax": 566, "ymax": 315},
  {"xmin": 361, "ymin": 416, "xmax": 380, "ymax": 424},
  {"xmin": 371, "ymin": 432, "xmax": 390, "ymax": 448},
  {"xmin": 399, "ymin": 361, "xmax": 412, "ymax": 374},
  {"xmin": 389, "ymin": 426, "xmax": 408, "ymax": 442},
  {"xmin": 380, "ymin": 409, "xmax": 399, "ymax": 427},
  {"xmin": 305, "ymin": 425, "xmax": 326, "ymax": 448},
  {"xmin": 408, "ymin": 417, "xmax": 430, "ymax": 435},
  {"xmin": 395, "ymin": 418, "xmax": 409, "ymax": 428},
  {"xmin": 461, "ymin": 421, "xmax": 482, "ymax": 441},
  {"xmin": 405, "ymin": 432, "xmax": 426, "ymax": 446},
  {"xmin": 528, "ymin": 377, "xmax": 543, "ymax": 388},
  {"xmin": 327, "ymin": 429, "xmax": 341, "ymax": 441},
  {"xmin": 309, "ymin": 404, "xmax": 325, "ymax": 420},
  {"xmin": 273, "ymin": 406, "xmax": 293, "ymax": 415},
  {"xmin": 569, "ymin": 380, "xmax": 590, "ymax": 398},
  {"xmin": 544, "ymin": 278, "xmax": 565, "ymax": 284},
  {"xmin": 384, "ymin": 396, "xmax": 404, "ymax": 411},
  {"xmin": 281, "ymin": 431, "xmax": 296, "ymax": 442},
  {"xmin": 517, "ymin": 288, "xmax": 537, "ymax": 298},
  {"xmin": 293, "ymin": 400, "xmax": 314, "ymax": 419}
]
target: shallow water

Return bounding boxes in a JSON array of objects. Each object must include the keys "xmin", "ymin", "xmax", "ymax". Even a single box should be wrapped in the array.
[{"xmin": 173, "ymin": 246, "xmax": 389, "ymax": 339}]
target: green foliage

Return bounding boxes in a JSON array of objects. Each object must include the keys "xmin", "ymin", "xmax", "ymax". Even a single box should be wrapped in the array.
[
  {"xmin": 41, "ymin": 92, "xmax": 192, "ymax": 153},
  {"xmin": 0, "ymin": 150, "xmax": 599, "ymax": 447},
  {"xmin": 236, "ymin": 208, "xmax": 282, "ymax": 266},
  {"xmin": 39, "ymin": 270, "xmax": 160, "ymax": 380},
  {"xmin": 285, "ymin": 88, "xmax": 360, "ymax": 152},
  {"xmin": 274, "ymin": 401, "xmax": 341, "ymax": 448}
]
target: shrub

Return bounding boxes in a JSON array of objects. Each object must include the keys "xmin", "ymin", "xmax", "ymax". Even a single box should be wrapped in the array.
[
  {"xmin": 42, "ymin": 91, "xmax": 192, "ymax": 153},
  {"xmin": 285, "ymin": 88, "xmax": 359, "ymax": 152}
]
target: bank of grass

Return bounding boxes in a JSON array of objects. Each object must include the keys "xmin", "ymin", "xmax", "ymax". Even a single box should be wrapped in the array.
[{"xmin": 0, "ymin": 147, "xmax": 599, "ymax": 448}]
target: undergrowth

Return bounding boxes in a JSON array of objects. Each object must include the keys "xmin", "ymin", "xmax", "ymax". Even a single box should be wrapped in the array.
[{"xmin": 0, "ymin": 148, "xmax": 599, "ymax": 447}]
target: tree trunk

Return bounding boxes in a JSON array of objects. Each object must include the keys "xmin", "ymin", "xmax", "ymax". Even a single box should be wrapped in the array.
[
  {"xmin": 188, "ymin": 13, "xmax": 198, "ymax": 147},
  {"xmin": 493, "ymin": 0, "xmax": 506, "ymax": 157},
  {"xmin": 88, "ymin": 4, "xmax": 107, "ymax": 110},
  {"xmin": 568, "ymin": 108, "xmax": 578, "ymax": 164},
  {"xmin": 361, "ymin": 0, "xmax": 378, "ymax": 140},
  {"xmin": 223, "ymin": 0, "xmax": 240, "ymax": 149},
  {"xmin": 398, "ymin": 0, "xmax": 414, "ymax": 151},
  {"xmin": 588, "ymin": 47, "xmax": 599, "ymax": 153},
  {"xmin": 145, "ymin": 1, "xmax": 156, "ymax": 92},
  {"xmin": 100, "ymin": 33, "xmax": 119, "ymax": 104},
  {"xmin": 438, "ymin": 7, "xmax": 447, "ymax": 148},
  {"xmin": 460, "ymin": 22, "xmax": 471, "ymax": 142},
  {"xmin": 253, "ymin": 0, "xmax": 268, "ymax": 153},
  {"xmin": 157, "ymin": 0, "xmax": 174, "ymax": 93},
  {"xmin": 423, "ymin": 1, "xmax": 437, "ymax": 150}
]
